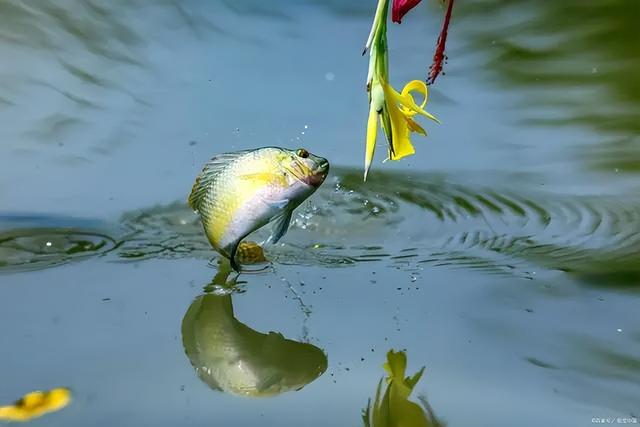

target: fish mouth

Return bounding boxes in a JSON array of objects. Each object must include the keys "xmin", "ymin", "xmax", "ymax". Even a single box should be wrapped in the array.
[{"xmin": 304, "ymin": 160, "xmax": 329, "ymax": 187}]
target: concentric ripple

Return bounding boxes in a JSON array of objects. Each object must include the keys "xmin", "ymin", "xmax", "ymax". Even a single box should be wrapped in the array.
[
  {"xmin": 0, "ymin": 215, "xmax": 117, "ymax": 272},
  {"xmin": 1, "ymin": 168, "xmax": 639, "ymax": 287}
]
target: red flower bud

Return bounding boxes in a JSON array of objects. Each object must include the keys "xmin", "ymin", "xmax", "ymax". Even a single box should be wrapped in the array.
[{"xmin": 392, "ymin": 0, "xmax": 422, "ymax": 24}]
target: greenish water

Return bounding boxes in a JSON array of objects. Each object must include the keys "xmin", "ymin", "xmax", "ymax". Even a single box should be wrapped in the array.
[{"xmin": 1, "ymin": 1, "xmax": 639, "ymax": 426}]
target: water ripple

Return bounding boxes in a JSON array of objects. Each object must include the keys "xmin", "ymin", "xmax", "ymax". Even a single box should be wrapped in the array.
[
  {"xmin": 1, "ymin": 169, "xmax": 639, "ymax": 287},
  {"xmin": 0, "ymin": 221, "xmax": 116, "ymax": 272}
]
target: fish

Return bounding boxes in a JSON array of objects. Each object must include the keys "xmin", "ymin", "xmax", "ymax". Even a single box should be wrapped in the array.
[
  {"xmin": 182, "ymin": 291, "xmax": 328, "ymax": 397},
  {"xmin": 188, "ymin": 147, "xmax": 329, "ymax": 271}
]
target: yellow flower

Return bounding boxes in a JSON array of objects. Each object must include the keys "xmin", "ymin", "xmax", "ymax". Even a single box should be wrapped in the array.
[
  {"xmin": 363, "ymin": 0, "xmax": 439, "ymax": 181},
  {"xmin": 366, "ymin": 79, "xmax": 439, "ymax": 179},
  {"xmin": 0, "ymin": 388, "xmax": 71, "ymax": 422},
  {"xmin": 362, "ymin": 350, "xmax": 443, "ymax": 427}
]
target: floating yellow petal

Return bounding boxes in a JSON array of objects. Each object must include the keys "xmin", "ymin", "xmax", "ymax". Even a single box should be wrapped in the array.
[{"xmin": 0, "ymin": 388, "xmax": 71, "ymax": 422}]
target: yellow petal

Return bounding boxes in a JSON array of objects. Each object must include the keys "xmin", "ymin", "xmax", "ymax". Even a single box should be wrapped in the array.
[
  {"xmin": 401, "ymin": 80, "xmax": 429, "ymax": 110},
  {"xmin": 0, "ymin": 388, "xmax": 71, "ymax": 422},
  {"xmin": 392, "ymin": 80, "xmax": 440, "ymax": 124},
  {"xmin": 364, "ymin": 103, "xmax": 378, "ymax": 181},
  {"xmin": 406, "ymin": 117, "xmax": 426, "ymax": 136},
  {"xmin": 382, "ymin": 83, "xmax": 415, "ymax": 161}
]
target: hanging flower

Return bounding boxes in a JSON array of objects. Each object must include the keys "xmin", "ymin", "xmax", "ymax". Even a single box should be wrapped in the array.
[
  {"xmin": 363, "ymin": 0, "xmax": 439, "ymax": 180},
  {"xmin": 390, "ymin": 0, "xmax": 456, "ymax": 84},
  {"xmin": 427, "ymin": 0, "xmax": 455, "ymax": 84},
  {"xmin": 391, "ymin": 0, "xmax": 422, "ymax": 24}
]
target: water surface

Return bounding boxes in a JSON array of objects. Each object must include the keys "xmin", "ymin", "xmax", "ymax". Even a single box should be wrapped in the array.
[{"xmin": 1, "ymin": 1, "xmax": 639, "ymax": 426}]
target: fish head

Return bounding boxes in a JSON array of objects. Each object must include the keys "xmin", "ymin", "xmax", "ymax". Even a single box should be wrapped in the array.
[{"xmin": 280, "ymin": 148, "xmax": 330, "ymax": 189}]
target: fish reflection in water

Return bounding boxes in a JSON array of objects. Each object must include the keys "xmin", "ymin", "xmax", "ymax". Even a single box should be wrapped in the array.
[
  {"xmin": 363, "ymin": 350, "xmax": 444, "ymax": 427},
  {"xmin": 181, "ymin": 256, "xmax": 327, "ymax": 397}
]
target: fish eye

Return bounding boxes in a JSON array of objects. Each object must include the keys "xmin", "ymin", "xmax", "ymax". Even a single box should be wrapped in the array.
[{"xmin": 296, "ymin": 148, "xmax": 309, "ymax": 159}]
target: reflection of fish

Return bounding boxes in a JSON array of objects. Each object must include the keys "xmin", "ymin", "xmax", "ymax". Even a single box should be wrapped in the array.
[
  {"xmin": 189, "ymin": 147, "xmax": 329, "ymax": 271},
  {"xmin": 205, "ymin": 242, "xmax": 267, "ymax": 292},
  {"xmin": 181, "ymin": 292, "xmax": 327, "ymax": 397},
  {"xmin": 0, "ymin": 388, "xmax": 71, "ymax": 422},
  {"xmin": 363, "ymin": 350, "xmax": 444, "ymax": 427}
]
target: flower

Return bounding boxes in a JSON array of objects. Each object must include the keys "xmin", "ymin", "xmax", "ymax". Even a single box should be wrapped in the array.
[
  {"xmin": 392, "ymin": 0, "xmax": 422, "ymax": 24},
  {"xmin": 363, "ymin": 0, "xmax": 439, "ymax": 180},
  {"xmin": 362, "ymin": 350, "xmax": 444, "ymax": 427},
  {"xmin": 0, "ymin": 388, "xmax": 71, "ymax": 422},
  {"xmin": 390, "ymin": 0, "xmax": 456, "ymax": 84},
  {"xmin": 427, "ymin": 0, "xmax": 455, "ymax": 85}
]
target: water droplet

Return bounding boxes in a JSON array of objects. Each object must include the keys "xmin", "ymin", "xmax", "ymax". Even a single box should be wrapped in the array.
[
  {"xmin": 325, "ymin": 72, "xmax": 335, "ymax": 81},
  {"xmin": 617, "ymin": 328, "xmax": 622, "ymax": 333},
  {"xmin": 45, "ymin": 241, "xmax": 52, "ymax": 247},
  {"xmin": 410, "ymin": 275, "xmax": 417, "ymax": 282}
]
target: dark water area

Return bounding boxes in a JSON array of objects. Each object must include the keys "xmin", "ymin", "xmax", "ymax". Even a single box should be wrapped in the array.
[{"xmin": 1, "ymin": 1, "xmax": 639, "ymax": 426}]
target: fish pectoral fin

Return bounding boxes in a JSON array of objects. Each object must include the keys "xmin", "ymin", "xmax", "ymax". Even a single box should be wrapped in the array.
[
  {"xmin": 266, "ymin": 209, "xmax": 293, "ymax": 244},
  {"xmin": 267, "ymin": 199, "xmax": 290, "ymax": 210}
]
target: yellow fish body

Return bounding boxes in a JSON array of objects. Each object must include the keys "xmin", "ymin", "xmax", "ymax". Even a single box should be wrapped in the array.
[{"xmin": 189, "ymin": 147, "xmax": 329, "ymax": 270}]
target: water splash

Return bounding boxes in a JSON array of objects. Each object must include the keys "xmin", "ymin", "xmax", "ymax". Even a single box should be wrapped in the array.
[{"xmin": 1, "ymin": 169, "xmax": 639, "ymax": 288}]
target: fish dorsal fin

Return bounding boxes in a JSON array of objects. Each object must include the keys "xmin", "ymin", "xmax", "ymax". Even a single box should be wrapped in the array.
[
  {"xmin": 188, "ymin": 150, "xmax": 251, "ymax": 211},
  {"xmin": 266, "ymin": 209, "xmax": 293, "ymax": 245}
]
